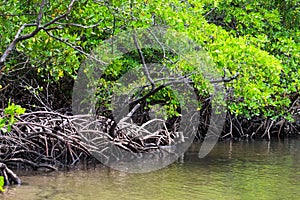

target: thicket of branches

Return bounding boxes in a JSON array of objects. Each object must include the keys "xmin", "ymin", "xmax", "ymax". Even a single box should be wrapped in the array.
[{"xmin": 0, "ymin": 0, "xmax": 299, "ymax": 172}]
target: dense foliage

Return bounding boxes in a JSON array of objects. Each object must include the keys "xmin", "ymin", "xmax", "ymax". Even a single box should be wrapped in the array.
[{"xmin": 0, "ymin": 0, "xmax": 299, "ymax": 136}]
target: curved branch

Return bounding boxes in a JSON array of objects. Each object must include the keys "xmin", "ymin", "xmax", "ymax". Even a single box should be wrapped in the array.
[{"xmin": 0, "ymin": 0, "xmax": 76, "ymax": 71}]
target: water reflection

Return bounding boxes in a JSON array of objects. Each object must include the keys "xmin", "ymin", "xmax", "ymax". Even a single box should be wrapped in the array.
[{"xmin": 2, "ymin": 139, "xmax": 300, "ymax": 200}]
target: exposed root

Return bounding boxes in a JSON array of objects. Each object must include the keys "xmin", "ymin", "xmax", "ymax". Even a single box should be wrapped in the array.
[
  {"xmin": 0, "ymin": 110, "xmax": 185, "ymax": 170},
  {"xmin": 0, "ymin": 97, "xmax": 299, "ymax": 172},
  {"xmin": 0, "ymin": 111, "xmax": 91, "ymax": 170},
  {"xmin": 0, "ymin": 162, "xmax": 21, "ymax": 185},
  {"xmin": 222, "ymin": 108, "xmax": 300, "ymax": 141}
]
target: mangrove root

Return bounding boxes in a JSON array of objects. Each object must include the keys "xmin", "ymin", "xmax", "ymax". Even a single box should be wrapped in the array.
[{"xmin": 0, "ymin": 162, "xmax": 21, "ymax": 185}]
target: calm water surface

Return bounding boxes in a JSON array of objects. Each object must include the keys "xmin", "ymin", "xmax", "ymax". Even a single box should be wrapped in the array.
[{"xmin": 2, "ymin": 139, "xmax": 300, "ymax": 200}]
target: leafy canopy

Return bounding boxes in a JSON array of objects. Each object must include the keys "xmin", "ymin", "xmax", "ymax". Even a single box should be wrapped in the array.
[{"xmin": 0, "ymin": 0, "xmax": 299, "ymax": 121}]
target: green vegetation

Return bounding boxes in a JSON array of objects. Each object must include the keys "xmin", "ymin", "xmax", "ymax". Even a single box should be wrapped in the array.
[
  {"xmin": 0, "ymin": 176, "xmax": 4, "ymax": 192},
  {"xmin": 203, "ymin": 0, "xmax": 300, "ymax": 120},
  {"xmin": 0, "ymin": 0, "xmax": 299, "ymax": 137},
  {"xmin": 0, "ymin": 101, "xmax": 26, "ymax": 133}
]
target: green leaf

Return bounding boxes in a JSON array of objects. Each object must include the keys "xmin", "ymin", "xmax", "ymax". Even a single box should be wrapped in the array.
[{"xmin": 0, "ymin": 176, "xmax": 5, "ymax": 192}]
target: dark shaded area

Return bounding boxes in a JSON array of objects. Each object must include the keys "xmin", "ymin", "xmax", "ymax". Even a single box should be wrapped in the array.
[{"xmin": 0, "ymin": 50, "xmax": 73, "ymax": 112}]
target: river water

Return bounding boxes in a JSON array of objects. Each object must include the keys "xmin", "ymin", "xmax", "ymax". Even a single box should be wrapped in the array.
[{"xmin": 2, "ymin": 139, "xmax": 300, "ymax": 200}]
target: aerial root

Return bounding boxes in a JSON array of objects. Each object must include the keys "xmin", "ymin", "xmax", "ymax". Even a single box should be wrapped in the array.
[{"xmin": 0, "ymin": 110, "xmax": 184, "ymax": 170}]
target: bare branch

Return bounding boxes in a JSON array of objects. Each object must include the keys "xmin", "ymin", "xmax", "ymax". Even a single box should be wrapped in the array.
[
  {"xmin": 132, "ymin": 32, "xmax": 155, "ymax": 88},
  {"xmin": 37, "ymin": 0, "xmax": 46, "ymax": 28},
  {"xmin": 45, "ymin": 30, "xmax": 107, "ymax": 65},
  {"xmin": 43, "ymin": 0, "xmax": 76, "ymax": 28},
  {"xmin": 54, "ymin": 19, "xmax": 104, "ymax": 29},
  {"xmin": 147, "ymin": 28, "xmax": 166, "ymax": 58},
  {"xmin": 130, "ymin": 76, "xmax": 190, "ymax": 105},
  {"xmin": 210, "ymin": 72, "xmax": 239, "ymax": 84},
  {"xmin": 0, "ymin": 0, "xmax": 76, "ymax": 71},
  {"xmin": 203, "ymin": 7, "xmax": 216, "ymax": 18},
  {"xmin": 0, "ymin": 23, "xmax": 36, "ymax": 68},
  {"xmin": 119, "ymin": 103, "xmax": 141, "ymax": 123}
]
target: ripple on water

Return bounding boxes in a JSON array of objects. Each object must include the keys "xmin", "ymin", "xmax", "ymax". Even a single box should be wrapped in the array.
[{"xmin": 1, "ymin": 139, "xmax": 300, "ymax": 200}]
